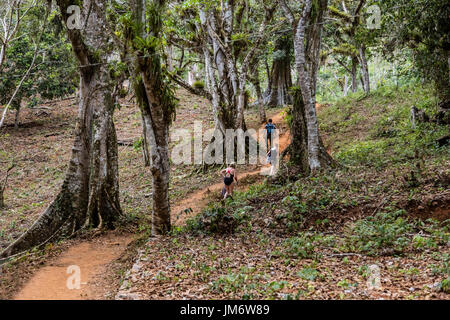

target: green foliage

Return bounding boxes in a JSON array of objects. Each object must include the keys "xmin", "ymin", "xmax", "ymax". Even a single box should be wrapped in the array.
[
  {"xmin": 335, "ymin": 140, "xmax": 388, "ymax": 169},
  {"xmin": 210, "ymin": 268, "xmax": 262, "ymax": 296},
  {"xmin": 126, "ymin": 0, "xmax": 178, "ymax": 125},
  {"xmin": 183, "ymin": 203, "xmax": 251, "ymax": 235},
  {"xmin": 342, "ymin": 210, "xmax": 448, "ymax": 255},
  {"xmin": 297, "ymin": 266, "xmax": 320, "ymax": 281},
  {"xmin": 320, "ymin": 85, "xmax": 449, "ymax": 170},
  {"xmin": 429, "ymin": 252, "xmax": 450, "ymax": 293},
  {"xmin": 0, "ymin": 5, "xmax": 77, "ymax": 110},
  {"xmin": 280, "ymin": 233, "xmax": 335, "ymax": 259},
  {"xmin": 192, "ymin": 80, "xmax": 205, "ymax": 89},
  {"xmin": 210, "ymin": 266, "xmax": 291, "ymax": 299},
  {"xmin": 380, "ymin": 0, "xmax": 450, "ymax": 103},
  {"xmin": 328, "ymin": 5, "xmax": 352, "ymax": 22},
  {"xmin": 344, "ymin": 210, "xmax": 413, "ymax": 254},
  {"xmin": 442, "ymin": 277, "xmax": 450, "ymax": 294},
  {"xmin": 331, "ymin": 43, "xmax": 358, "ymax": 57},
  {"xmin": 132, "ymin": 137, "xmax": 144, "ymax": 151}
]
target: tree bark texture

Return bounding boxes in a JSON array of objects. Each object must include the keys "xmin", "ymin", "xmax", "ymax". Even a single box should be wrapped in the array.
[
  {"xmin": 283, "ymin": 0, "xmax": 333, "ymax": 173},
  {"xmin": 358, "ymin": 44, "xmax": 370, "ymax": 93},
  {"xmin": 131, "ymin": 0, "xmax": 175, "ymax": 235}
]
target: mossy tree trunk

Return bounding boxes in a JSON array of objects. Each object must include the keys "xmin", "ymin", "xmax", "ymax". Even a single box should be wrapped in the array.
[
  {"xmin": 281, "ymin": 0, "xmax": 333, "ymax": 173},
  {"xmin": 351, "ymin": 57, "xmax": 358, "ymax": 92},
  {"xmin": 198, "ymin": 3, "xmax": 273, "ymax": 133},
  {"xmin": 289, "ymin": 88, "xmax": 334, "ymax": 174},
  {"xmin": 289, "ymin": 89, "xmax": 310, "ymax": 173},
  {"xmin": 131, "ymin": 0, "xmax": 175, "ymax": 235},
  {"xmin": 358, "ymin": 43, "xmax": 370, "ymax": 93}
]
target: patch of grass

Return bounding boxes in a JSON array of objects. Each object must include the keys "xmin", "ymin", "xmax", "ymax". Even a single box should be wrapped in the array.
[
  {"xmin": 297, "ymin": 266, "xmax": 321, "ymax": 281},
  {"xmin": 430, "ymin": 252, "xmax": 450, "ymax": 277},
  {"xmin": 279, "ymin": 233, "xmax": 335, "ymax": 259},
  {"xmin": 182, "ymin": 203, "xmax": 252, "ymax": 235},
  {"xmin": 320, "ymin": 85, "xmax": 449, "ymax": 171},
  {"xmin": 210, "ymin": 267, "xmax": 293, "ymax": 299},
  {"xmin": 335, "ymin": 140, "xmax": 388, "ymax": 169},
  {"xmin": 342, "ymin": 210, "xmax": 448, "ymax": 255},
  {"xmin": 343, "ymin": 210, "xmax": 413, "ymax": 254}
]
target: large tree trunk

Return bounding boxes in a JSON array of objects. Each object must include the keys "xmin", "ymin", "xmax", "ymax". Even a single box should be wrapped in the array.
[
  {"xmin": 351, "ymin": 57, "xmax": 358, "ymax": 92},
  {"xmin": 1, "ymin": 67, "xmax": 121, "ymax": 257},
  {"xmin": 199, "ymin": 6, "xmax": 238, "ymax": 136},
  {"xmin": 140, "ymin": 97, "xmax": 171, "ymax": 235},
  {"xmin": 264, "ymin": 35, "xmax": 293, "ymax": 107},
  {"xmin": 293, "ymin": 0, "xmax": 322, "ymax": 171},
  {"xmin": 131, "ymin": 0, "xmax": 174, "ymax": 235},
  {"xmin": 196, "ymin": 2, "xmax": 273, "ymax": 164},
  {"xmin": 289, "ymin": 89, "xmax": 333, "ymax": 175},
  {"xmin": 203, "ymin": 46, "xmax": 225, "ymax": 133},
  {"xmin": 249, "ymin": 58, "xmax": 266, "ymax": 123},
  {"xmin": 1, "ymin": 0, "xmax": 121, "ymax": 258},
  {"xmin": 282, "ymin": 0, "xmax": 332, "ymax": 173},
  {"xmin": 198, "ymin": 2, "xmax": 270, "ymax": 132},
  {"xmin": 84, "ymin": 71, "xmax": 121, "ymax": 229},
  {"xmin": 289, "ymin": 89, "xmax": 309, "ymax": 173},
  {"xmin": 256, "ymin": 86, "xmax": 266, "ymax": 124}
]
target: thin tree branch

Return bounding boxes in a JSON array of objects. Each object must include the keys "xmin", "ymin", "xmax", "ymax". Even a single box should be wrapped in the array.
[{"xmin": 280, "ymin": 0, "xmax": 295, "ymax": 25}]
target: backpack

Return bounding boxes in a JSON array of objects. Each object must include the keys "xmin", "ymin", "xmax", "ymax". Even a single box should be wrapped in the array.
[{"xmin": 266, "ymin": 123, "xmax": 275, "ymax": 134}]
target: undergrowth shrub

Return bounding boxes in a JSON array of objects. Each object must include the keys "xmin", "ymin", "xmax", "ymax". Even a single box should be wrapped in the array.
[
  {"xmin": 277, "ymin": 232, "xmax": 336, "ymax": 259},
  {"xmin": 342, "ymin": 210, "xmax": 449, "ymax": 255},
  {"xmin": 193, "ymin": 80, "xmax": 205, "ymax": 89},
  {"xmin": 344, "ymin": 210, "xmax": 413, "ymax": 254},
  {"xmin": 184, "ymin": 203, "xmax": 251, "ymax": 235},
  {"xmin": 335, "ymin": 140, "xmax": 389, "ymax": 169}
]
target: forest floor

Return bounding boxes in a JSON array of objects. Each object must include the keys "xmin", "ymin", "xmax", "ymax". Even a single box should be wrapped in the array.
[{"xmin": 0, "ymin": 86, "xmax": 448, "ymax": 300}]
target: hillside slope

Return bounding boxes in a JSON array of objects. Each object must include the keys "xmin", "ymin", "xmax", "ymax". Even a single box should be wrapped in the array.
[{"xmin": 116, "ymin": 85, "xmax": 449, "ymax": 300}]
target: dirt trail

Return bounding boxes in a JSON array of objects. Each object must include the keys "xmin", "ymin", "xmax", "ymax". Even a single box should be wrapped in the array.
[
  {"xmin": 14, "ymin": 233, "xmax": 133, "ymax": 300},
  {"xmin": 14, "ymin": 111, "xmax": 290, "ymax": 300}
]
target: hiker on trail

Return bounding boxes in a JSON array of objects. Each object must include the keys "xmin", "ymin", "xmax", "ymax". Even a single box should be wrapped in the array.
[
  {"xmin": 220, "ymin": 163, "xmax": 238, "ymax": 199},
  {"xmin": 269, "ymin": 143, "xmax": 279, "ymax": 176},
  {"xmin": 265, "ymin": 119, "xmax": 276, "ymax": 150},
  {"xmin": 262, "ymin": 144, "xmax": 278, "ymax": 176}
]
